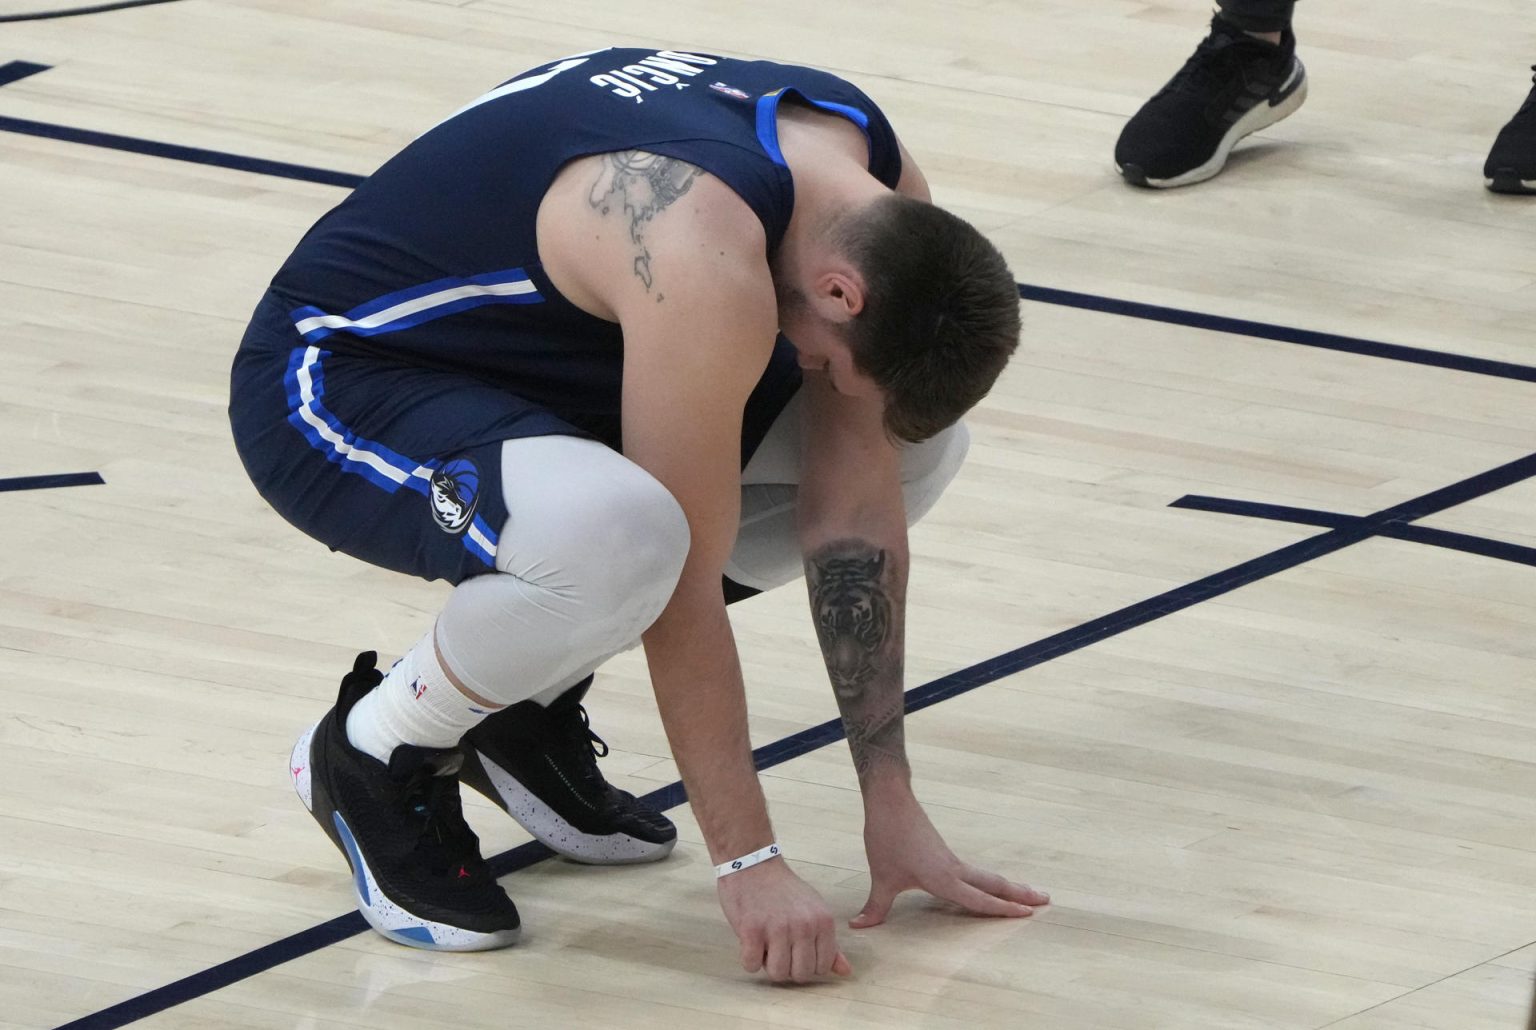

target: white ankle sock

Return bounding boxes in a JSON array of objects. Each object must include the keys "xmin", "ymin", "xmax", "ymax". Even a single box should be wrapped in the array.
[{"xmin": 345, "ymin": 631, "xmax": 498, "ymax": 764}]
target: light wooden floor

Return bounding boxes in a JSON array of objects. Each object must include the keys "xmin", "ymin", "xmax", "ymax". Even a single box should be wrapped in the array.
[{"xmin": 3, "ymin": 1, "xmax": 1534, "ymax": 1027}]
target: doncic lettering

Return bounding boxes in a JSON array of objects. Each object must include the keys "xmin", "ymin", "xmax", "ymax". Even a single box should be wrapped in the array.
[{"xmin": 590, "ymin": 49, "xmax": 719, "ymax": 104}]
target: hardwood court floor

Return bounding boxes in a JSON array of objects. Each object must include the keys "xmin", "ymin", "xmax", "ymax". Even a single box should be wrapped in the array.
[{"xmin": 1, "ymin": 1, "xmax": 1533, "ymax": 1027}]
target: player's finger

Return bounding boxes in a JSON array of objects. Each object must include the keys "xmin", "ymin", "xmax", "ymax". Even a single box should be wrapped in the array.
[
  {"xmin": 764, "ymin": 927, "xmax": 792, "ymax": 983},
  {"xmin": 790, "ymin": 934, "xmax": 818, "ymax": 984},
  {"xmin": 831, "ymin": 951, "xmax": 853, "ymax": 977},
  {"xmin": 814, "ymin": 919, "xmax": 839, "ymax": 978},
  {"xmin": 739, "ymin": 931, "xmax": 765, "ymax": 974},
  {"xmin": 961, "ymin": 865, "xmax": 1050, "ymax": 907},
  {"xmin": 940, "ymin": 878, "xmax": 1034, "ymax": 918},
  {"xmin": 848, "ymin": 882, "xmax": 899, "ymax": 929}
]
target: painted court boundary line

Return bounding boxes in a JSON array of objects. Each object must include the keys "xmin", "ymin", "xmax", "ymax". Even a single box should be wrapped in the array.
[
  {"xmin": 56, "ymin": 448, "xmax": 1536, "ymax": 1030},
  {"xmin": 1, "ymin": 102, "xmax": 1534, "ymax": 386},
  {"xmin": 1014, "ymin": 283, "xmax": 1536, "ymax": 386},
  {"xmin": 0, "ymin": 60, "xmax": 51, "ymax": 86},
  {"xmin": 0, "ymin": 0, "xmax": 188, "ymax": 24},
  {"xmin": 0, "ymin": 114, "xmax": 365, "ymax": 188},
  {"xmin": 0, "ymin": 471, "xmax": 104, "ymax": 492},
  {"xmin": 1171, "ymin": 495, "xmax": 1536, "ymax": 569}
]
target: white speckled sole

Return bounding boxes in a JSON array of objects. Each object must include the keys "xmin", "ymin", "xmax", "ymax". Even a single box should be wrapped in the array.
[
  {"xmin": 475, "ymin": 751, "xmax": 675, "ymax": 865},
  {"xmin": 290, "ymin": 724, "xmax": 316, "ymax": 812}
]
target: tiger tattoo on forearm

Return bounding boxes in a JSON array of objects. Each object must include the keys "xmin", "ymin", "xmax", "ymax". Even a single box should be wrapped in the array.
[
  {"xmin": 808, "ymin": 548, "xmax": 892, "ymax": 696},
  {"xmin": 806, "ymin": 541, "xmax": 908, "ymax": 781}
]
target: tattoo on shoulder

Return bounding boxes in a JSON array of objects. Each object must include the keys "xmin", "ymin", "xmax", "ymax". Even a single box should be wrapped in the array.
[{"xmin": 586, "ymin": 151, "xmax": 703, "ymax": 298}]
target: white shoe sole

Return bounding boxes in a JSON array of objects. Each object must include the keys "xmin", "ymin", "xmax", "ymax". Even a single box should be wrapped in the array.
[
  {"xmin": 474, "ymin": 750, "xmax": 676, "ymax": 865},
  {"xmin": 1485, "ymin": 174, "xmax": 1536, "ymax": 193},
  {"xmin": 1120, "ymin": 74, "xmax": 1309, "ymax": 188}
]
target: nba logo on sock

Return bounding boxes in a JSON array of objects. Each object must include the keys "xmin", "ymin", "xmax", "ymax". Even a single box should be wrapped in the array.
[{"xmin": 412, "ymin": 679, "xmax": 428, "ymax": 700}]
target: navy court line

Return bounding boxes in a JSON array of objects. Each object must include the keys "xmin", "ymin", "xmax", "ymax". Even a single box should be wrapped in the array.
[
  {"xmin": 0, "ymin": 471, "xmax": 104, "ymax": 492},
  {"xmin": 55, "ymin": 449, "xmax": 1536, "ymax": 1030},
  {"xmin": 1171, "ymin": 494, "xmax": 1536, "ymax": 569},
  {"xmin": 0, "ymin": 115, "xmax": 365, "ymax": 188},
  {"xmin": 0, "ymin": 108, "xmax": 1533, "ymax": 385},
  {"xmin": 0, "ymin": 0, "xmax": 185, "ymax": 23},
  {"xmin": 0, "ymin": 61, "xmax": 51, "ymax": 86},
  {"xmin": 1015, "ymin": 283, "xmax": 1536, "ymax": 386},
  {"xmin": 1169, "ymin": 496, "xmax": 1355, "ymax": 529}
]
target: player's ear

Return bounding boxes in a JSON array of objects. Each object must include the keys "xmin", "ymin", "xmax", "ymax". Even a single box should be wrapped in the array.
[{"xmin": 811, "ymin": 268, "xmax": 865, "ymax": 323}]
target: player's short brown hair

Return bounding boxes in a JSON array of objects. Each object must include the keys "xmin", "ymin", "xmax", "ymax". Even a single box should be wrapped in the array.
[{"xmin": 837, "ymin": 196, "xmax": 1021, "ymax": 442}]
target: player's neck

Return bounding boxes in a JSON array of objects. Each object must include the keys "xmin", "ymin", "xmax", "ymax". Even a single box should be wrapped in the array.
[{"xmin": 779, "ymin": 164, "xmax": 887, "ymax": 268}]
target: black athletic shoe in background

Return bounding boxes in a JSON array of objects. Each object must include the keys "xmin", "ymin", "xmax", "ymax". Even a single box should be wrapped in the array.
[
  {"xmin": 290, "ymin": 652, "xmax": 521, "ymax": 951},
  {"xmin": 1116, "ymin": 15, "xmax": 1308, "ymax": 187},
  {"xmin": 460, "ymin": 676, "xmax": 678, "ymax": 864},
  {"xmin": 1485, "ymin": 67, "xmax": 1536, "ymax": 194}
]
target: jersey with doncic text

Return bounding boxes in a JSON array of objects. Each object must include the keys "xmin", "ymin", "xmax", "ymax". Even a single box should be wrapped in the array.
[{"xmin": 263, "ymin": 47, "xmax": 904, "ymax": 438}]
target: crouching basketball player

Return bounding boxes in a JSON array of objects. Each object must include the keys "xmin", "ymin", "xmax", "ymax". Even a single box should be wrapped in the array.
[{"xmin": 229, "ymin": 45, "xmax": 1047, "ymax": 981}]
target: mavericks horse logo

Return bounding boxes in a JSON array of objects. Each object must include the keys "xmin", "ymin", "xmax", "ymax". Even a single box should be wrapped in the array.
[{"xmin": 429, "ymin": 458, "xmax": 480, "ymax": 535}]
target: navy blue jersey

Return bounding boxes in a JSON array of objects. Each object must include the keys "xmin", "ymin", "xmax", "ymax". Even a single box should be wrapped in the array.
[{"xmin": 260, "ymin": 47, "xmax": 902, "ymax": 432}]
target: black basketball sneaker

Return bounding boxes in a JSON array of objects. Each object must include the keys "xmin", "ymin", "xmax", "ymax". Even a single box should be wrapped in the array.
[
  {"xmin": 1115, "ymin": 15, "xmax": 1308, "ymax": 188},
  {"xmin": 459, "ymin": 676, "xmax": 677, "ymax": 864},
  {"xmin": 290, "ymin": 652, "xmax": 521, "ymax": 951},
  {"xmin": 1485, "ymin": 66, "xmax": 1536, "ymax": 195}
]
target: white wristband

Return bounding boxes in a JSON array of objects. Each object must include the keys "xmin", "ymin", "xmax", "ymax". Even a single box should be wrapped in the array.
[{"xmin": 715, "ymin": 843, "xmax": 782, "ymax": 878}]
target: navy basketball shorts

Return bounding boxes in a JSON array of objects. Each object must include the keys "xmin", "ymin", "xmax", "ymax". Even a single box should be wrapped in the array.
[{"xmin": 229, "ymin": 293, "xmax": 801, "ymax": 586}]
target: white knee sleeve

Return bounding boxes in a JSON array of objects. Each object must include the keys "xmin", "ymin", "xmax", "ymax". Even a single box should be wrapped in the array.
[
  {"xmin": 725, "ymin": 403, "xmax": 970, "ymax": 593},
  {"xmin": 434, "ymin": 436, "xmax": 689, "ymax": 706},
  {"xmin": 899, "ymin": 419, "xmax": 970, "ymax": 525}
]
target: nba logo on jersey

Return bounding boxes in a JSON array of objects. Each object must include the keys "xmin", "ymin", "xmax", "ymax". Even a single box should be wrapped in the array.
[
  {"xmin": 429, "ymin": 459, "xmax": 480, "ymax": 535},
  {"xmin": 709, "ymin": 82, "xmax": 752, "ymax": 101}
]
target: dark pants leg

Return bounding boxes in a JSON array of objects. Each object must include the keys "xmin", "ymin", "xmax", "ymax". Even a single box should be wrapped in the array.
[{"xmin": 1217, "ymin": 0, "xmax": 1296, "ymax": 33}]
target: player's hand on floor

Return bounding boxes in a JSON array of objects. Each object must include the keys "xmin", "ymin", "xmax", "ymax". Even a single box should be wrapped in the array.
[
  {"xmin": 850, "ymin": 791, "xmax": 1050, "ymax": 929},
  {"xmin": 716, "ymin": 856, "xmax": 853, "ymax": 983}
]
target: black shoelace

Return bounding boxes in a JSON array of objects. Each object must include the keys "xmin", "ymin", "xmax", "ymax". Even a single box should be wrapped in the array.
[
  {"xmin": 576, "ymin": 705, "xmax": 610, "ymax": 758},
  {"xmin": 551, "ymin": 704, "xmax": 612, "ymax": 791},
  {"xmin": 399, "ymin": 765, "xmax": 484, "ymax": 880},
  {"xmin": 1162, "ymin": 26, "xmax": 1271, "ymax": 101}
]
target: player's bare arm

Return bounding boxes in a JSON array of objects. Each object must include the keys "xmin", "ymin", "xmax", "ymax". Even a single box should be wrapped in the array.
[
  {"xmin": 801, "ymin": 136, "xmax": 926, "ymax": 790},
  {"xmin": 543, "ymin": 152, "xmax": 849, "ymax": 983},
  {"xmin": 796, "ymin": 374, "xmax": 912, "ymax": 788},
  {"xmin": 796, "ymin": 373, "xmax": 1049, "ymax": 928}
]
